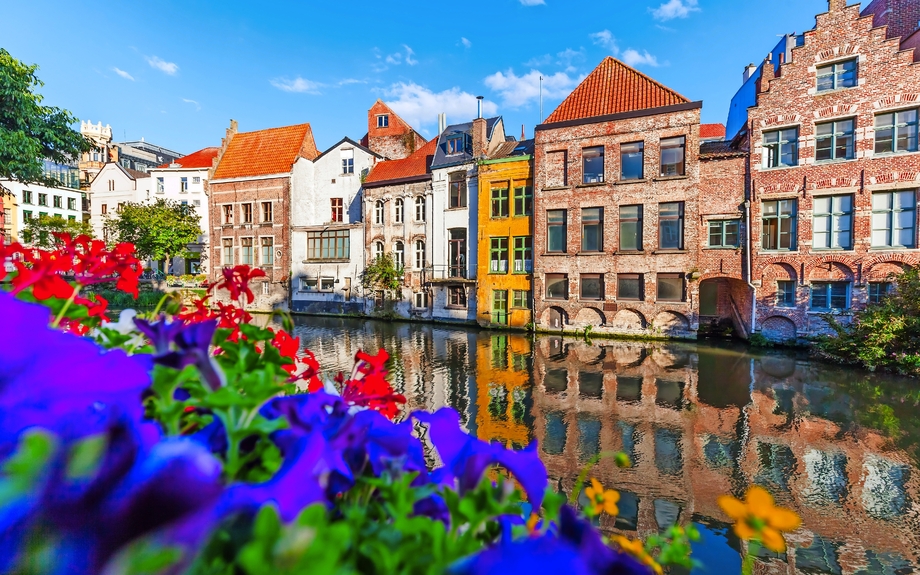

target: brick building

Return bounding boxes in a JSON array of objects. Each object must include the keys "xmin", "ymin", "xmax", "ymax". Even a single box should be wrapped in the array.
[
  {"xmin": 361, "ymin": 100, "xmax": 427, "ymax": 160},
  {"xmin": 208, "ymin": 120, "xmax": 320, "ymax": 311},
  {"xmin": 742, "ymin": 0, "xmax": 920, "ymax": 341},
  {"xmin": 532, "ymin": 57, "xmax": 711, "ymax": 338}
]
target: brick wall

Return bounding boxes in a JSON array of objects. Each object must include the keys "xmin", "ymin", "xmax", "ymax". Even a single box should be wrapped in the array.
[{"xmin": 366, "ymin": 101, "xmax": 426, "ymax": 160}]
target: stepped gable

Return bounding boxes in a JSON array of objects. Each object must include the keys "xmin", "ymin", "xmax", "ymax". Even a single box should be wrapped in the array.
[
  {"xmin": 212, "ymin": 123, "xmax": 319, "ymax": 180},
  {"xmin": 363, "ymin": 137, "xmax": 438, "ymax": 186},
  {"xmin": 544, "ymin": 56, "xmax": 691, "ymax": 124}
]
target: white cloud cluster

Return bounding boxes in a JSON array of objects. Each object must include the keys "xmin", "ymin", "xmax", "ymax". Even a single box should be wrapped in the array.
[
  {"xmin": 182, "ymin": 98, "xmax": 201, "ymax": 111},
  {"xmin": 621, "ymin": 49, "xmax": 659, "ymax": 67},
  {"xmin": 146, "ymin": 56, "xmax": 178, "ymax": 75},
  {"xmin": 384, "ymin": 45, "xmax": 418, "ymax": 67},
  {"xmin": 650, "ymin": 0, "xmax": 700, "ymax": 21},
  {"xmin": 383, "ymin": 82, "xmax": 497, "ymax": 130},
  {"xmin": 484, "ymin": 69, "xmax": 580, "ymax": 108},
  {"xmin": 112, "ymin": 67, "xmax": 134, "ymax": 81},
  {"xmin": 589, "ymin": 29, "xmax": 659, "ymax": 68},
  {"xmin": 461, "ymin": 37, "xmax": 472, "ymax": 48},
  {"xmin": 589, "ymin": 30, "xmax": 618, "ymax": 52},
  {"xmin": 519, "ymin": 0, "xmax": 545, "ymax": 5},
  {"xmin": 270, "ymin": 76, "xmax": 323, "ymax": 94}
]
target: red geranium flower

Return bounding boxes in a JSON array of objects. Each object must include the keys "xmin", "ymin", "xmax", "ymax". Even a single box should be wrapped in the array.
[
  {"xmin": 336, "ymin": 349, "xmax": 406, "ymax": 420},
  {"xmin": 11, "ymin": 248, "xmax": 75, "ymax": 301},
  {"xmin": 211, "ymin": 265, "xmax": 267, "ymax": 304}
]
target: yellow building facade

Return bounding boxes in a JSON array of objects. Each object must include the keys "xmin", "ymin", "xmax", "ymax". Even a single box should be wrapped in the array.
[
  {"xmin": 1, "ymin": 185, "xmax": 17, "ymax": 243},
  {"xmin": 474, "ymin": 333, "xmax": 533, "ymax": 450},
  {"xmin": 476, "ymin": 143, "xmax": 533, "ymax": 328}
]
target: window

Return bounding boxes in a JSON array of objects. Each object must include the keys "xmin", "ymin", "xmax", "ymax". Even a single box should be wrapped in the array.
[
  {"xmin": 447, "ymin": 136, "xmax": 464, "ymax": 155},
  {"xmin": 53, "ymin": 196, "xmax": 62, "ymax": 209},
  {"xmin": 547, "ymin": 209, "xmax": 567, "ymax": 253},
  {"xmin": 341, "ymin": 149, "xmax": 354, "ymax": 174},
  {"xmin": 415, "ymin": 240, "xmax": 426, "ymax": 269},
  {"xmin": 513, "ymin": 186, "xmax": 533, "ymax": 216},
  {"xmin": 261, "ymin": 237, "xmax": 274, "ymax": 266},
  {"xmin": 108, "ymin": 179, "xmax": 115, "ymax": 191},
  {"xmin": 117, "ymin": 203, "xmax": 125, "ymax": 213},
  {"xmin": 813, "ymin": 195, "xmax": 853, "ymax": 250},
  {"xmin": 415, "ymin": 196, "xmax": 426, "ymax": 221},
  {"xmin": 393, "ymin": 241, "xmax": 404, "ymax": 268},
  {"xmin": 377, "ymin": 114, "xmax": 389, "ymax": 128},
  {"xmin": 817, "ymin": 59, "xmax": 857, "ymax": 92},
  {"xmin": 67, "ymin": 198, "xmax": 76, "ymax": 211},
  {"xmin": 241, "ymin": 238, "xmax": 254, "ymax": 265},
  {"xmin": 512, "ymin": 290, "xmax": 531, "ymax": 308},
  {"xmin": 194, "ymin": 200, "xmax": 201, "ymax": 206},
  {"xmin": 816, "ymin": 119, "xmax": 855, "ymax": 161},
  {"xmin": 619, "ymin": 205, "xmax": 644, "ymax": 252},
  {"xmin": 22, "ymin": 190, "xmax": 32, "ymax": 204},
  {"xmin": 414, "ymin": 292, "xmax": 428, "ymax": 308},
  {"xmin": 491, "ymin": 187, "xmax": 509, "ymax": 218},
  {"xmin": 810, "ymin": 282, "xmax": 850, "ymax": 310},
  {"xmin": 580, "ymin": 274, "xmax": 604, "ymax": 300},
  {"xmin": 872, "ymin": 191, "xmax": 916, "ymax": 248},
  {"xmin": 708, "ymin": 220, "xmax": 740, "ymax": 248},
  {"xmin": 307, "ymin": 230, "xmax": 350, "ymax": 261},
  {"xmin": 156, "ymin": 178, "xmax": 164, "ymax": 194},
  {"xmin": 513, "ymin": 236, "xmax": 532, "ymax": 273},
  {"xmin": 262, "ymin": 282, "xmax": 271, "ymax": 296},
  {"xmin": 192, "ymin": 176, "xmax": 201, "ymax": 184},
  {"xmin": 660, "ymin": 137, "xmax": 686, "ymax": 176},
  {"xmin": 23, "ymin": 210, "xmax": 32, "ymax": 220},
  {"xmin": 375, "ymin": 200, "xmax": 384, "ymax": 225},
  {"xmin": 657, "ymin": 273, "xmax": 684, "ymax": 302},
  {"xmin": 617, "ymin": 274, "xmax": 643, "ymax": 301},
  {"xmin": 659, "ymin": 202, "xmax": 684, "ymax": 250},
  {"xmin": 868, "ymin": 282, "xmax": 891, "ymax": 305},
  {"xmin": 546, "ymin": 150, "xmax": 567, "ymax": 187},
  {"xmin": 222, "ymin": 238, "xmax": 233, "ymax": 265},
  {"xmin": 620, "ymin": 142, "xmax": 644, "ymax": 180},
  {"xmin": 448, "ymin": 229, "xmax": 467, "ymax": 278},
  {"xmin": 38, "ymin": 193, "xmax": 47, "ymax": 206},
  {"xmin": 262, "ymin": 202, "xmax": 273, "ymax": 222},
  {"xmin": 581, "ymin": 207, "xmax": 603, "ymax": 252},
  {"xmin": 180, "ymin": 177, "xmax": 188, "ymax": 192},
  {"xmin": 374, "ymin": 241, "xmax": 384, "ymax": 260},
  {"xmin": 582, "ymin": 146, "xmax": 604, "ymax": 183},
  {"xmin": 394, "ymin": 198, "xmax": 404, "ymax": 223},
  {"xmin": 763, "ymin": 128, "xmax": 799, "ymax": 168},
  {"xmin": 490, "ymin": 237, "xmax": 509, "ymax": 273},
  {"xmin": 448, "ymin": 286, "xmax": 467, "ymax": 307},
  {"xmin": 223, "ymin": 205, "xmax": 233, "ymax": 224},
  {"xmin": 300, "ymin": 277, "xmax": 318, "ymax": 291},
  {"xmin": 320, "ymin": 278, "xmax": 335, "ymax": 292},
  {"xmin": 777, "ymin": 280, "xmax": 796, "ymax": 307},
  {"xmin": 242, "ymin": 203, "xmax": 253, "ymax": 224},
  {"xmin": 331, "ymin": 198, "xmax": 344, "ymax": 223},
  {"xmin": 875, "ymin": 109, "xmax": 918, "ymax": 154},
  {"xmin": 67, "ymin": 215, "xmax": 75, "ymax": 221},
  {"xmin": 449, "ymin": 172, "xmax": 467, "ymax": 208},
  {"xmin": 761, "ymin": 199, "xmax": 797, "ymax": 250},
  {"xmin": 545, "ymin": 274, "xmax": 568, "ymax": 300}
]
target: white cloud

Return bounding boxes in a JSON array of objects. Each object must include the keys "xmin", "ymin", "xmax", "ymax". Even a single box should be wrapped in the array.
[
  {"xmin": 383, "ymin": 82, "xmax": 497, "ymax": 130},
  {"xmin": 338, "ymin": 78, "xmax": 366, "ymax": 85},
  {"xmin": 146, "ymin": 56, "xmax": 178, "ymax": 75},
  {"xmin": 650, "ymin": 0, "xmax": 700, "ymax": 21},
  {"xmin": 182, "ymin": 98, "xmax": 201, "ymax": 111},
  {"xmin": 589, "ymin": 30, "xmax": 619, "ymax": 53},
  {"xmin": 270, "ymin": 76, "xmax": 323, "ymax": 94},
  {"xmin": 524, "ymin": 54, "xmax": 552, "ymax": 67},
  {"xmin": 382, "ymin": 45, "xmax": 418, "ymax": 68},
  {"xmin": 484, "ymin": 69, "xmax": 580, "ymax": 108},
  {"xmin": 621, "ymin": 49, "xmax": 659, "ymax": 67},
  {"xmin": 519, "ymin": 0, "xmax": 545, "ymax": 5},
  {"xmin": 112, "ymin": 67, "xmax": 134, "ymax": 81},
  {"xmin": 461, "ymin": 37, "xmax": 472, "ymax": 48},
  {"xmin": 403, "ymin": 45, "xmax": 417, "ymax": 65}
]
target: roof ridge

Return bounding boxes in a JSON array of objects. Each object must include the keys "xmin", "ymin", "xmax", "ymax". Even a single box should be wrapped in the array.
[
  {"xmin": 236, "ymin": 122, "xmax": 313, "ymax": 136},
  {"xmin": 606, "ymin": 56, "xmax": 690, "ymax": 104}
]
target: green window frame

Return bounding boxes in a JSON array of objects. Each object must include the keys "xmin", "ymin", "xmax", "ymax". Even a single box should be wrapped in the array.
[
  {"xmin": 512, "ymin": 236, "xmax": 532, "ymax": 273},
  {"xmin": 513, "ymin": 186, "xmax": 533, "ymax": 216},
  {"xmin": 512, "ymin": 289, "xmax": 531, "ymax": 309},
  {"xmin": 874, "ymin": 109, "xmax": 918, "ymax": 154},
  {"xmin": 708, "ymin": 219, "xmax": 740, "ymax": 248},
  {"xmin": 816, "ymin": 59, "xmax": 857, "ymax": 92},
  {"xmin": 815, "ymin": 119, "xmax": 855, "ymax": 162},
  {"xmin": 489, "ymin": 237, "xmax": 509, "ymax": 274},
  {"xmin": 491, "ymin": 187, "xmax": 509, "ymax": 218},
  {"xmin": 546, "ymin": 209, "xmax": 567, "ymax": 253},
  {"xmin": 492, "ymin": 290, "xmax": 509, "ymax": 325},
  {"xmin": 307, "ymin": 230, "xmax": 351, "ymax": 261}
]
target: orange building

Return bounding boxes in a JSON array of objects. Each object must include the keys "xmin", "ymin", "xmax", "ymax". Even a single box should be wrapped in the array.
[{"xmin": 473, "ymin": 333, "xmax": 533, "ymax": 449}]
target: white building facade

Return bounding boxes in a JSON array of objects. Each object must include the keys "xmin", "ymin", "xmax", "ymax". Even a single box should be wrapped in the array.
[
  {"xmin": 1, "ymin": 179, "xmax": 87, "ymax": 244},
  {"xmin": 88, "ymin": 163, "xmax": 151, "ymax": 241}
]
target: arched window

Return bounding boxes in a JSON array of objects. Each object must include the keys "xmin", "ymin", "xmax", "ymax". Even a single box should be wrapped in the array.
[
  {"xmin": 394, "ymin": 241, "xmax": 404, "ymax": 268},
  {"xmin": 415, "ymin": 196, "xmax": 426, "ymax": 222},
  {"xmin": 415, "ymin": 240, "xmax": 426, "ymax": 269},
  {"xmin": 395, "ymin": 198, "xmax": 404, "ymax": 223},
  {"xmin": 375, "ymin": 201, "xmax": 384, "ymax": 225},
  {"xmin": 374, "ymin": 241, "xmax": 384, "ymax": 260}
]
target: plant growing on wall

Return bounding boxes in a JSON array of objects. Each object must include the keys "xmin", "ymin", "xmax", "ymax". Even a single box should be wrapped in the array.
[{"xmin": 360, "ymin": 252, "xmax": 404, "ymax": 300}]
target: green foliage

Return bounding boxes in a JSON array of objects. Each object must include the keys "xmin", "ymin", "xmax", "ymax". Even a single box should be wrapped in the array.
[
  {"xmin": 816, "ymin": 266, "xmax": 920, "ymax": 376},
  {"xmin": 0, "ymin": 430, "xmax": 57, "ymax": 509},
  {"xmin": 748, "ymin": 333, "xmax": 774, "ymax": 348},
  {"xmin": 103, "ymin": 198, "xmax": 202, "ymax": 264},
  {"xmin": 361, "ymin": 253, "xmax": 404, "ymax": 297},
  {"xmin": 0, "ymin": 48, "xmax": 92, "ymax": 186},
  {"xmin": 22, "ymin": 214, "xmax": 94, "ymax": 248}
]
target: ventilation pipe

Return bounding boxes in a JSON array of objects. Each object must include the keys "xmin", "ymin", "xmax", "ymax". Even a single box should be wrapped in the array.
[{"xmin": 476, "ymin": 96, "xmax": 483, "ymax": 119}]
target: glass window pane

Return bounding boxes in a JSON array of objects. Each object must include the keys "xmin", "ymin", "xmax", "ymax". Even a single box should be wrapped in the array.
[
  {"xmin": 546, "ymin": 275, "xmax": 568, "ymax": 299},
  {"xmin": 617, "ymin": 274, "xmax": 641, "ymax": 300},
  {"xmin": 657, "ymin": 276, "xmax": 683, "ymax": 301},
  {"xmin": 583, "ymin": 146, "xmax": 604, "ymax": 183},
  {"xmin": 621, "ymin": 142, "xmax": 644, "ymax": 180},
  {"xmin": 580, "ymin": 274, "xmax": 603, "ymax": 300}
]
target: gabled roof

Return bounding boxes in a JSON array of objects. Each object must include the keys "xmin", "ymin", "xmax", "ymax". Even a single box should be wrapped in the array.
[
  {"xmin": 430, "ymin": 117, "xmax": 502, "ymax": 170},
  {"xmin": 700, "ymin": 141, "xmax": 745, "ymax": 159},
  {"xmin": 89, "ymin": 162, "xmax": 147, "ymax": 186},
  {"xmin": 363, "ymin": 138, "xmax": 438, "ymax": 187},
  {"xmin": 314, "ymin": 137, "xmax": 383, "ymax": 162},
  {"xmin": 700, "ymin": 123, "xmax": 726, "ymax": 139},
  {"xmin": 158, "ymin": 147, "xmax": 220, "ymax": 169},
  {"xmin": 212, "ymin": 123, "xmax": 319, "ymax": 180},
  {"xmin": 487, "ymin": 139, "xmax": 534, "ymax": 160},
  {"xmin": 544, "ymin": 57, "xmax": 691, "ymax": 124}
]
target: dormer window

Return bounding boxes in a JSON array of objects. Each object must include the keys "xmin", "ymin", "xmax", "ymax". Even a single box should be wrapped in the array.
[
  {"xmin": 447, "ymin": 136, "xmax": 464, "ymax": 155},
  {"xmin": 377, "ymin": 114, "xmax": 389, "ymax": 128},
  {"xmin": 817, "ymin": 59, "xmax": 857, "ymax": 92}
]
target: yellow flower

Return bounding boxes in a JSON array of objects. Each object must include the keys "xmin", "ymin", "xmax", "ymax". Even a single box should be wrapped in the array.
[
  {"xmin": 526, "ymin": 512, "xmax": 540, "ymax": 533},
  {"xmin": 584, "ymin": 478, "xmax": 619, "ymax": 516},
  {"xmin": 717, "ymin": 486, "xmax": 801, "ymax": 552},
  {"xmin": 612, "ymin": 535, "xmax": 663, "ymax": 575}
]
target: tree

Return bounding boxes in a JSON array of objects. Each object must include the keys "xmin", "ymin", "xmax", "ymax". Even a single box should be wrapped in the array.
[
  {"xmin": 0, "ymin": 48, "xmax": 91, "ymax": 186},
  {"xmin": 22, "ymin": 214, "xmax": 93, "ymax": 248},
  {"xmin": 361, "ymin": 253, "xmax": 404, "ymax": 299},
  {"xmin": 103, "ymin": 198, "xmax": 202, "ymax": 272}
]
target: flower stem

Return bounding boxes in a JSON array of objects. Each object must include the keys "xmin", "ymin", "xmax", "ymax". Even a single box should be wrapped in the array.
[
  {"xmin": 742, "ymin": 539, "xmax": 759, "ymax": 575},
  {"xmin": 52, "ymin": 286, "xmax": 80, "ymax": 328},
  {"xmin": 150, "ymin": 292, "xmax": 172, "ymax": 318}
]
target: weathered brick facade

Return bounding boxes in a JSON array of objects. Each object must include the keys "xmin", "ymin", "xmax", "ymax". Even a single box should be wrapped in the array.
[
  {"xmin": 746, "ymin": 0, "xmax": 920, "ymax": 340},
  {"xmin": 363, "ymin": 100, "xmax": 427, "ymax": 161}
]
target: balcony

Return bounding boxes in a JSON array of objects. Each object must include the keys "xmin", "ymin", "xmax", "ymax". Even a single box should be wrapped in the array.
[{"xmin": 424, "ymin": 265, "xmax": 475, "ymax": 284}]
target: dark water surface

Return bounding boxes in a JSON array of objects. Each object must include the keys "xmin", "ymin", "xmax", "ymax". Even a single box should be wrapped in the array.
[{"xmin": 289, "ymin": 315, "xmax": 920, "ymax": 574}]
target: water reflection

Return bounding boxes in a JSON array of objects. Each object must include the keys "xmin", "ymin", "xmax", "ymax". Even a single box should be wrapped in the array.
[{"xmin": 289, "ymin": 316, "xmax": 920, "ymax": 574}]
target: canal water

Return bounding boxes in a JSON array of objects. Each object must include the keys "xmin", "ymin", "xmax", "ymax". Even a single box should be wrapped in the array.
[{"xmin": 289, "ymin": 315, "xmax": 920, "ymax": 574}]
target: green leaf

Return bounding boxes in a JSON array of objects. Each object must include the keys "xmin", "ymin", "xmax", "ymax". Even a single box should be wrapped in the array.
[{"xmin": 66, "ymin": 433, "xmax": 107, "ymax": 480}]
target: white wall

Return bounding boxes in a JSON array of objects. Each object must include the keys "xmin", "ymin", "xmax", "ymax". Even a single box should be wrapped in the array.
[
  {"xmin": 1, "ymin": 179, "xmax": 86, "ymax": 242},
  {"xmin": 88, "ymin": 164, "xmax": 149, "ymax": 239},
  {"xmin": 430, "ymin": 163, "xmax": 478, "ymax": 322},
  {"xmin": 146, "ymin": 165, "xmax": 211, "ymax": 275}
]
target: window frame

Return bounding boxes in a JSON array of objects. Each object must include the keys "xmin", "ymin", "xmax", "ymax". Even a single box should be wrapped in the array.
[
  {"xmin": 812, "ymin": 194, "xmax": 854, "ymax": 250},
  {"xmin": 448, "ymin": 228, "xmax": 467, "ymax": 278},
  {"xmin": 489, "ymin": 237, "xmax": 509, "ymax": 274},
  {"xmin": 341, "ymin": 148, "xmax": 355, "ymax": 175},
  {"xmin": 659, "ymin": 136, "xmax": 686, "ymax": 177},
  {"xmin": 620, "ymin": 141, "xmax": 644, "ymax": 180},
  {"xmin": 331, "ymin": 198, "xmax": 344, "ymax": 223},
  {"xmin": 512, "ymin": 236, "xmax": 533, "ymax": 273},
  {"xmin": 868, "ymin": 281, "xmax": 892, "ymax": 305},
  {"xmin": 617, "ymin": 273, "xmax": 643, "ymax": 301},
  {"xmin": 222, "ymin": 238, "xmax": 233, "ymax": 266},
  {"xmin": 513, "ymin": 186, "xmax": 533, "ymax": 216},
  {"xmin": 708, "ymin": 219, "xmax": 741, "ymax": 248},
  {"xmin": 241, "ymin": 203, "xmax": 253, "ymax": 224},
  {"xmin": 871, "ymin": 190, "xmax": 916, "ymax": 248},
  {"xmin": 815, "ymin": 118, "xmax": 855, "ymax": 162},
  {"xmin": 512, "ymin": 289, "xmax": 531, "ymax": 309},
  {"xmin": 761, "ymin": 199, "xmax": 797, "ymax": 251},
  {"xmin": 306, "ymin": 230, "xmax": 351, "ymax": 261},
  {"xmin": 414, "ymin": 239, "xmax": 426, "ymax": 269},
  {"xmin": 260, "ymin": 237, "xmax": 274, "ymax": 266},
  {"xmin": 544, "ymin": 273, "xmax": 569, "ymax": 301},
  {"xmin": 776, "ymin": 280, "xmax": 796, "ymax": 307},
  {"xmin": 581, "ymin": 207, "xmax": 603, "ymax": 252},
  {"xmin": 658, "ymin": 202, "xmax": 685, "ymax": 250},
  {"xmin": 394, "ymin": 198, "xmax": 404, "ymax": 223},
  {"xmin": 810, "ymin": 281, "xmax": 850, "ymax": 311},
  {"xmin": 415, "ymin": 196, "xmax": 426, "ymax": 221},
  {"xmin": 261, "ymin": 202, "xmax": 273, "ymax": 222},
  {"xmin": 656, "ymin": 273, "xmax": 685, "ymax": 302},
  {"xmin": 491, "ymin": 186, "xmax": 509, "ymax": 218},
  {"xmin": 874, "ymin": 108, "xmax": 919, "ymax": 155},
  {"xmin": 180, "ymin": 177, "xmax": 188, "ymax": 193},
  {"xmin": 241, "ymin": 237, "xmax": 254, "ymax": 265},
  {"xmin": 448, "ymin": 285, "xmax": 467, "ymax": 308},
  {"xmin": 816, "ymin": 58, "xmax": 857, "ymax": 92},
  {"xmin": 546, "ymin": 209, "xmax": 567, "ymax": 253},
  {"xmin": 449, "ymin": 172, "xmax": 467, "ymax": 209},
  {"xmin": 762, "ymin": 127, "xmax": 799, "ymax": 168},
  {"xmin": 376, "ymin": 114, "xmax": 389, "ymax": 128},
  {"xmin": 619, "ymin": 204, "xmax": 643, "ymax": 252},
  {"xmin": 393, "ymin": 241, "xmax": 405, "ymax": 268},
  {"xmin": 580, "ymin": 273, "xmax": 604, "ymax": 301},
  {"xmin": 374, "ymin": 200, "xmax": 385, "ymax": 225},
  {"xmin": 582, "ymin": 146, "xmax": 604, "ymax": 184}
]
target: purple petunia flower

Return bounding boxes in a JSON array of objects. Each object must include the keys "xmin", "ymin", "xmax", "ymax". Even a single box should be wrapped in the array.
[{"xmin": 134, "ymin": 316, "xmax": 223, "ymax": 390}]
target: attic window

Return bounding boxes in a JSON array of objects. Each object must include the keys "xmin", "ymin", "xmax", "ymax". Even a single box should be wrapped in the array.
[
  {"xmin": 377, "ymin": 115, "xmax": 389, "ymax": 128},
  {"xmin": 447, "ymin": 135, "xmax": 464, "ymax": 155}
]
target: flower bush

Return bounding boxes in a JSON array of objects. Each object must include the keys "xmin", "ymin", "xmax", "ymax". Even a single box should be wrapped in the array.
[{"xmin": 0, "ymin": 234, "xmax": 800, "ymax": 575}]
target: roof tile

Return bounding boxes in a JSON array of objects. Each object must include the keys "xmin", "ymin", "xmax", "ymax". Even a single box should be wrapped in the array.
[
  {"xmin": 364, "ymin": 138, "xmax": 438, "ymax": 185},
  {"xmin": 159, "ymin": 147, "xmax": 220, "ymax": 169},
  {"xmin": 700, "ymin": 123, "xmax": 726, "ymax": 139},
  {"xmin": 213, "ymin": 124, "xmax": 318, "ymax": 180}
]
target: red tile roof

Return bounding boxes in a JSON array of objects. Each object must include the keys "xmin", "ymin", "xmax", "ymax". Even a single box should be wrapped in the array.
[
  {"xmin": 363, "ymin": 137, "xmax": 438, "ymax": 186},
  {"xmin": 212, "ymin": 124, "xmax": 319, "ymax": 180},
  {"xmin": 544, "ymin": 57, "xmax": 690, "ymax": 124},
  {"xmin": 700, "ymin": 123, "xmax": 726, "ymax": 139},
  {"xmin": 160, "ymin": 147, "xmax": 220, "ymax": 169}
]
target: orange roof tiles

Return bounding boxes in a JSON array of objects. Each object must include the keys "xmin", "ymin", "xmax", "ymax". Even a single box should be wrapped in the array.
[
  {"xmin": 700, "ymin": 123, "xmax": 726, "ymax": 139},
  {"xmin": 544, "ymin": 57, "xmax": 691, "ymax": 124},
  {"xmin": 212, "ymin": 123, "xmax": 319, "ymax": 180},
  {"xmin": 160, "ymin": 147, "xmax": 220, "ymax": 169},
  {"xmin": 364, "ymin": 137, "xmax": 438, "ymax": 185}
]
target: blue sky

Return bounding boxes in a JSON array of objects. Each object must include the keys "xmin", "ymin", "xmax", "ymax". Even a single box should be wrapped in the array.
[{"xmin": 5, "ymin": 0, "xmax": 834, "ymax": 155}]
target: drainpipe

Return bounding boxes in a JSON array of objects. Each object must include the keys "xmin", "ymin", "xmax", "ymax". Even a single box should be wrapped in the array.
[{"xmin": 745, "ymin": 189, "xmax": 757, "ymax": 337}]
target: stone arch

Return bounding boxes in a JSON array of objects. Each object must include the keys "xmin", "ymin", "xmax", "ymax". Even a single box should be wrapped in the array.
[
  {"xmin": 806, "ymin": 260, "xmax": 855, "ymax": 282},
  {"xmin": 865, "ymin": 261, "xmax": 907, "ymax": 282},
  {"xmin": 573, "ymin": 306, "xmax": 606, "ymax": 327},
  {"xmin": 761, "ymin": 262, "xmax": 797, "ymax": 283},
  {"xmin": 761, "ymin": 316, "xmax": 798, "ymax": 342},
  {"xmin": 652, "ymin": 311, "xmax": 690, "ymax": 335},
  {"xmin": 540, "ymin": 306, "xmax": 568, "ymax": 329},
  {"xmin": 610, "ymin": 308, "xmax": 646, "ymax": 331}
]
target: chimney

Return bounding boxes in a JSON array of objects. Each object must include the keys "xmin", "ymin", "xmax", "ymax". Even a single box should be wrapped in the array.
[
  {"xmin": 472, "ymin": 100, "xmax": 487, "ymax": 158},
  {"xmin": 828, "ymin": 0, "xmax": 847, "ymax": 12},
  {"xmin": 437, "ymin": 113, "xmax": 446, "ymax": 134},
  {"xmin": 476, "ymin": 95, "xmax": 483, "ymax": 119},
  {"xmin": 742, "ymin": 63, "xmax": 757, "ymax": 83},
  {"xmin": 521, "ymin": 124, "xmax": 526, "ymax": 141},
  {"xmin": 757, "ymin": 55, "xmax": 775, "ymax": 94}
]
